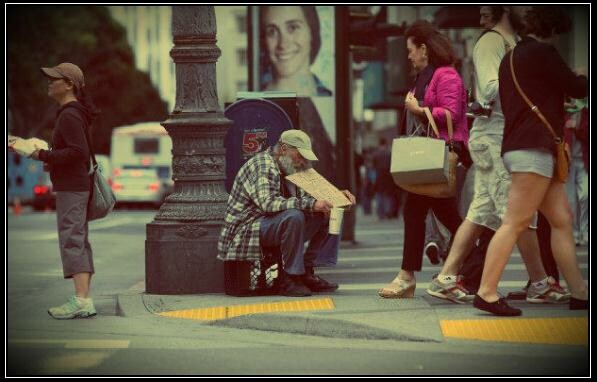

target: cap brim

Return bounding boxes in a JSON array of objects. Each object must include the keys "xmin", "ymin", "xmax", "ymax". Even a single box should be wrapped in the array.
[
  {"xmin": 41, "ymin": 67, "xmax": 62, "ymax": 79},
  {"xmin": 298, "ymin": 148, "xmax": 318, "ymax": 161}
]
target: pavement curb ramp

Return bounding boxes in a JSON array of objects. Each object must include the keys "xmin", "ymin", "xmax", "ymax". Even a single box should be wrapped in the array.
[
  {"xmin": 206, "ymin": 313, "xmax": 440, "ymax": 342},
  {"xmin": 128, "ymin": 293, "xmax": 444, "ymax": 342}
]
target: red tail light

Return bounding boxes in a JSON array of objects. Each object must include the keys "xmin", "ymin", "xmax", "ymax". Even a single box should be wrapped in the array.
[
  {"xmin": 112, "ymin": 182, "xmax": 123, "ymax": 191},
  {"xmin": 148, "ymin": 182, "xmax": 160, "ymax": 191},
  {"xmin": 34, "ymin": 185, "xmax": 50, "ymax": 195}
]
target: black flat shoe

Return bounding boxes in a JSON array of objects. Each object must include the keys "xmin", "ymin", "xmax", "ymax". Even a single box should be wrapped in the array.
[
  {"xmin": 473, "ymin": 294, "xmax": 522, "ymax": 316},
  {"xmin": 569, "ymin": 297, "xmax": 588, "ymax": 310}
]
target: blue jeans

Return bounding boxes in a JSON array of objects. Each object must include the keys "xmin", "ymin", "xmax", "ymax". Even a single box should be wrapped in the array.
[{"xmin": 260, "ymin": 209, "xmax": 340, "ymax": 275}]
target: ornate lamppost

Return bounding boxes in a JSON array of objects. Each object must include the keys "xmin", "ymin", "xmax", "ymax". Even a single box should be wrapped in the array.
[{"xmin": 145, "ymin": 6, "xmax": 231, "ymax": 294}]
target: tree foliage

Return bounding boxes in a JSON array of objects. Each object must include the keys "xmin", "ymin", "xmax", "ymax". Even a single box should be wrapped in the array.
[{"xmin": 7, "ymin": 5, "xmax": 169, "ymax": 154}]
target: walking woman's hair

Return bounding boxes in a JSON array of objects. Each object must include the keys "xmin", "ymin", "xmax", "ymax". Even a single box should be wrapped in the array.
[
  {"xmin": 405, "ymin": 20, "xmax": 456, "ymax": 67},
  {"xmin": 524, "ymin": 6, "xmax": 572, "ymax": 38}
]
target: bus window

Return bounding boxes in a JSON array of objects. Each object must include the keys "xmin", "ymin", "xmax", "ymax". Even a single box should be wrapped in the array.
[{"xmin": 134, "ymin": 138, "xmax": 159, "ymax": 154}]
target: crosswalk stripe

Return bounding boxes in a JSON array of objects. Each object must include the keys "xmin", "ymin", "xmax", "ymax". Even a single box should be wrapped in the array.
[
  {"xmin": 337, "ymin": 280, "xmax": 587, "ymax": 291},
  {"xmin": 8, "ymin": 339, "xmax": 130, "ymax": 349},
  {"xmin": 321, "ymin": 263, "xmax": 588, "ymax": 274},
  {"xmin": 335, "ymin": 254, "xmax": 588, "ymax": 262}
]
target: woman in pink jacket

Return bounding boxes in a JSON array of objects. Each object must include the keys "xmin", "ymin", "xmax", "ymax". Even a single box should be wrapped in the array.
[{"xmin": 379, "ymin": 21, "xmax": 470, "ymax": 298}]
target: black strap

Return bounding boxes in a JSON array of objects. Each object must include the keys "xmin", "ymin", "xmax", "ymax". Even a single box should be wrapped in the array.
[
  {"xmin": 80, "ymin": 125, "xmax": 98, "ymax": 169},
  {"xmin": 476, "ymin": 29, "xmax": 511, "ymax": 51}
]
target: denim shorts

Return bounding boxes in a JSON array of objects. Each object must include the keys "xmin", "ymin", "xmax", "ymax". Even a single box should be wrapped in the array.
[{"xmin": 503, "ymin": 149, "xmax": 554, "ymax": 179}]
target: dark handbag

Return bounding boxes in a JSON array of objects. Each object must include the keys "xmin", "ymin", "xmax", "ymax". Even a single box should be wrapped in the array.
[
  {"xmin": 509, "ymin": 48, "xmax": 569, "ymax": 183},
  {"xmin": 83, "ymin": 128, "xmax": 116, "ymax": 221}
]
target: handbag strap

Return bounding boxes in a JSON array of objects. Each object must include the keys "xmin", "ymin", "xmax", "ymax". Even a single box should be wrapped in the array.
[
  {"xmin": 509, "ymin": 47, "xmax": 562, "ymax": 143},
  {"xmin": 423, "ymin": 107, "xmax": 453, "ymax": 141},
  {"xmin": 81, "ymin": 125, "xmax": 98, "ymax": 169}
]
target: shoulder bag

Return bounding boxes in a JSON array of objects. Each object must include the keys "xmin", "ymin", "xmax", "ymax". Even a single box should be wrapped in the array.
[{"xmin": 83, "ymin": 128, "xmax": 116, "ymax": 221}]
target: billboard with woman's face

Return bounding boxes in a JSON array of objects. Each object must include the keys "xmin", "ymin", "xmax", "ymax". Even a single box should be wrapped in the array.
[
  {"xmin": 259, "ymin": 5, "xmax": 334, "ymax": 97},
  {"xmin": 251, "ymin": 6, "xmax": 337, "ymax": 150}
]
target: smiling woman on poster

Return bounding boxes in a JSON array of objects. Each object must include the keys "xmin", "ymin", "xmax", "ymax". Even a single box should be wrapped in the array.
[{"xmin": 260, "ymin": 5, "xmax": 333, "ymax": 97}]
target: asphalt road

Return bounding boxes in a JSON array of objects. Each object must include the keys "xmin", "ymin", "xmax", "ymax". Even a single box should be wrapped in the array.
[{"xmin": 6, "ymin": 208, "xmax": 590, "ymax": 376}]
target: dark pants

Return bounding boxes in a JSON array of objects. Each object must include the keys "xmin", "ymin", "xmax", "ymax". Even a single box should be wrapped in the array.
[
  {"xmin": 402, "ymin": 192, "xmax": 462, "ymax": 271},
  {"xmin": 260, "ymin": 209, "xmax": 339, "ymax": 275},
  {"xmin": 459, "ymin": 213, "xmax": 559, "ymax": 294}
]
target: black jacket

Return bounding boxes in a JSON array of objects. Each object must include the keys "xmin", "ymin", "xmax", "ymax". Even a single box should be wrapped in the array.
[
  {"xmin": 38, "ymin": 101, "xmax": 92, "ymax": 191},
  {"xmin": 499, "ymin": 36, "xmax": 587, "ymax": 155}
]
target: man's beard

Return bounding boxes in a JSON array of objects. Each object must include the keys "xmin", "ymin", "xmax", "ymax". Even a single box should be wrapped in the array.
[{"xmin": 278, "ymin": 155, "xmax": 311, "ymax": 175}]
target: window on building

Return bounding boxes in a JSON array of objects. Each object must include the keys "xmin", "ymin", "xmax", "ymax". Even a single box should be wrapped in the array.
[
  {"xmin": 236, "ymin": 48, "xmax": 247, "ymax": 67},
  {"xmin": 235, "ymin": 14, "xmax": 247, "ymax": 34}
]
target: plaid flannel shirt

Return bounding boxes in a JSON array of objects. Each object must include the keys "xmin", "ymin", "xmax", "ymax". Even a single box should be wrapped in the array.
[{"xmin": 218, "ymin": 149, "xmax": 316, "ymax": 261}]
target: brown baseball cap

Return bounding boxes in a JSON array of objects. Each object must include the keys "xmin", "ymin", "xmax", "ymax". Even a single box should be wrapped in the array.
[
  {"xmin": 41, "ymin": 62, "xmax": 85, "ymax": 89},
  {"xmin": 280, "ymin": 129, "xmax": 318, "ymax": 161}
]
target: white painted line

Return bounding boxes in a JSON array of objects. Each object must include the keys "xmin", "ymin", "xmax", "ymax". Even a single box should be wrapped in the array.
[
  {"xmin": 128, "ymin": 280, "xmax": 145, "ymax": 292},
  {"xmin": 338, "ymin": 280, "xmax": 587, "ymax": 291},
  {"xmin": 321, "ymin": 263, "xmax": 588, "ymax": 274},
  {"xmin": 339, "ymin": 248, "xmax": 588, "ymax": 257},
  {"xmin": 9, "ymin": 339, "xmax": 130, "ymax": 349},
  {"xmin": 338, "ymin": 253, "xmax": 587, "ymax": 264},
  {"xmin": 20, "ymin": 217, "xmax": 140, "ymax": 241}
]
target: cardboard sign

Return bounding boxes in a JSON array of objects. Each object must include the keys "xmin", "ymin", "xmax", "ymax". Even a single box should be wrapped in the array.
[{"xmin": 286, "ymin": 168, "xmax": 351, "ymax": 207}]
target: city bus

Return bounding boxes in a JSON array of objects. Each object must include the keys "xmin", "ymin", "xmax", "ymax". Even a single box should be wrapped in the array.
[{"xmin": 110, "ymin": 122, "xmax": 173, "ymax": 206}]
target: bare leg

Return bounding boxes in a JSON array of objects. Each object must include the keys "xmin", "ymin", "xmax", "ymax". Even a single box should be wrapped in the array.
[
  {"xmin": 539, "ymin": 182, "xmax": 588, "ymax": 300},
  {"xmin": 440, "ymin": 219, "xmax": 484, "ymax": 275},
  {"xmin": 477, "ymin": 173, "xmax": 550, "ymax": 302},
  {"xmin": 73, "ymin": 272, "xmax": 91, "ymax": 298},
  {"xmin": 516, "ymin": 228, "xmax": 547, "ymax": 282}
]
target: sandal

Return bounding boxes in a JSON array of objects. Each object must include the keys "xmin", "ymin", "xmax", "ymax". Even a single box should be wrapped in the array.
[{"xmin": 378, "ymin": 278, "xmax": 416, "ymax": 298}]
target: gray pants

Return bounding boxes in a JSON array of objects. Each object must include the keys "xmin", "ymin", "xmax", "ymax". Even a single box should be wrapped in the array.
[
  {"xmin": 259, "ymin": 209, "xmax": 338, "ymax": 275},
  {"xmin": 56, "ymin": 191, "xmax": 94, "ymax": 278}
]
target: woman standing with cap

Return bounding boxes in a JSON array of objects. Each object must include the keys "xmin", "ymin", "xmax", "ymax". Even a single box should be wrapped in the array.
[{"xmin": 31, "ymin": 62, "xmax": 100, "ymax": 319}]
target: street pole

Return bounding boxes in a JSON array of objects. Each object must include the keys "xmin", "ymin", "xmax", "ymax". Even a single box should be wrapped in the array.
[
  {"xmin": 336, "ymin": 7, "xmax": 357, "ymax": 243},
  {"xmin": 145, "ymin": 6, "xmax": 231, "ymax": 294}
]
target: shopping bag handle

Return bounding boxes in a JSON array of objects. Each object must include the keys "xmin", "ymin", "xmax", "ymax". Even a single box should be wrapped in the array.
[{"xmin": 423, "ymin": 107, "xmax": 453, "ymax": 141}]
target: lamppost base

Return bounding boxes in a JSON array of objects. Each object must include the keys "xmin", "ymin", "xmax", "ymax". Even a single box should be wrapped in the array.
[{"xmin": 145, "ymin": 220, "xmax": 224, "ymax": 294}]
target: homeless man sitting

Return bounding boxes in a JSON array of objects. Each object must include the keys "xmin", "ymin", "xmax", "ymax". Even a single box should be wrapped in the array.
[{"xmin": 217, "ymin": 129, "xmax": 356, "ymax": 296}]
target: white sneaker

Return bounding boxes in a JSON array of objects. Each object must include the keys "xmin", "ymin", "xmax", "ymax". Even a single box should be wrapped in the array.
[
  {"xmin": 526, "ymin": 277, "xmax": 571, "ymax": 304},
  {"xmin": 48, "ymin": 296, "xmax": 97, "ymax": 319}
]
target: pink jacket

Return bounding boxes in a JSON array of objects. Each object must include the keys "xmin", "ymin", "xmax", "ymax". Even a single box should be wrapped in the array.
[{"xmin": 420, "ymin": 66, "xmax": 469, "ymax": 144}]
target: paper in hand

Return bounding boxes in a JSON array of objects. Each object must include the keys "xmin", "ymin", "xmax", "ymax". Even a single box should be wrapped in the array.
[
  {"xmin": 8, "ymin": 135, "xmax": 49, "ymax": 157},
  {"xmin": 286, "ymin": 168, "xmax": 352, "ymax": 207}
]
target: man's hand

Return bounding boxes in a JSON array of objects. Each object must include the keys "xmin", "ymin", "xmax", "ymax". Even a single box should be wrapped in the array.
[
  {"xmin": 342, "ymin": 190, "xmax": 356, "ymax": 205},
  {"xmin": 314, "ymin": 200, "xmax": 333, "ymax": 215}
]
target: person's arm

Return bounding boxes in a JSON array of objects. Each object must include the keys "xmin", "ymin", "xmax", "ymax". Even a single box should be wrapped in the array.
[
  {"xmin": 38, "ymin": 112, "xmax": 89, "ymax": 165},
  {"xmin": 431, "ymin": 70, "xmax": 464, "ymax": 128},
  {"xmin": 543, "ymin": 44, "xmax": 588, "ymax": 99},
  {"xmin": 252, "ymin": 166, "xmax": 316, "ymax": 213},
  {"xmin": 473, "ymin": 33, "xmax": 505, "ymax": 104}
]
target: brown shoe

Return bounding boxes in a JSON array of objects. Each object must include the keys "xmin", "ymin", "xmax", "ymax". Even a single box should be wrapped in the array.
[
  {"xmin": 279, "ymin": 274, "xmax": 312, "ymax": 297},
  {"xmin": 303, "ymin": 266, "xmax": 338, "ymax": 293}
]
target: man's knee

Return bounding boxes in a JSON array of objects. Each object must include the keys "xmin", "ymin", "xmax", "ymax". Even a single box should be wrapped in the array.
[{"xmin": 280, "ymin": 209, "xmax": 305, "ymax": 230}]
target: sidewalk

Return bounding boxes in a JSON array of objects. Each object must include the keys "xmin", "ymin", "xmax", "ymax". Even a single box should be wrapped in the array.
[{"xmin": 117, "ymin": 209, "xmax": 589, "ymax": 346}]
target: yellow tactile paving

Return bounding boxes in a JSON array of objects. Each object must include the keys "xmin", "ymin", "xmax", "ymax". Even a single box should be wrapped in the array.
[
  {"xmin": 440, "ymin": 317, "xmax": 588, "ymax": 345},
  {"xmin": 158, "ymin": 298, "xmax": 335, "ymax": 321}
]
